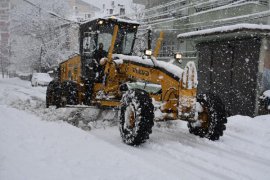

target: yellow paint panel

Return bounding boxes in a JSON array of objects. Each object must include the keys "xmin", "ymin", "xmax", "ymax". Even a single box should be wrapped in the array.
[
  {"xmin": 99, "ymin": 100, "xmax": 120, "ymax": 107},
  {"xmin": 60, "ymin": 55, "xmax": 81, "ymax": 83}
]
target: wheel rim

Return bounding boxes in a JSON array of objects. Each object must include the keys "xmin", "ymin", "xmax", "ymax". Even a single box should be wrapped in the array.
[
  {"xmin": 125, "ymin": 105, "xmax": 135, "ymax": 129},
  {"xmin": 198, "ymin": 106, "xmax": 210, "ymax": 129}
]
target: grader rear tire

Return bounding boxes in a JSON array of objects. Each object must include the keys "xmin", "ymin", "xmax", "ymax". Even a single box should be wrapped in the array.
[
  {"xmin": 119, "ymin": 89, "xmax": 154, "ymax": 146},
  {"xmin": 46, "ymin": 80, "xmax": 61, "ymax": 108},
  {"xmin": 188, "ymin": 93, "xmax": 227, "ymax": 141},
  {"xmin": 60, "ymin": 81, "xmax": 79, "ymax": 107}
]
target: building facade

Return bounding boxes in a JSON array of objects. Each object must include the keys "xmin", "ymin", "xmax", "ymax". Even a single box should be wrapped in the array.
[
  {"xmin": 68, "ymin": 0, "xmax": 100, "ymax": 22},
  {"xmin": 0, "ymin": 0, "xmax": 10, "ymax": 77},
  {"xmin": 102, "ymin": 1, "xmax": 126, "ymax": 16},
  {"xmin": 133, "ymin": 0, "xmax": 270, "ymax": 66}
]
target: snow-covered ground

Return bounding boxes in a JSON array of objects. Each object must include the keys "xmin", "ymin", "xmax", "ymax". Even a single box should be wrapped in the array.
[{"xmin": 0, "ymin": 78, "xmax": 270, "ymax": 180}]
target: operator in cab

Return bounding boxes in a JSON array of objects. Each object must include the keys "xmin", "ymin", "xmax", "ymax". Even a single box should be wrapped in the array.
[
  {"xmin": 93, "ymin": 43, "xmax": 108, "ymax": 82},
  {"xmin": 93, "ymin": 43, "xmax": 107, "ymax": 63}
]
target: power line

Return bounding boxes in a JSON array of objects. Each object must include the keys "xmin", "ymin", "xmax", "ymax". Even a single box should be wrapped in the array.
[
  {"xmin": 198, "ymin": 10, "xmax": 270, "ymax": 30},
  {"xmin": 135, "ymin": 2, "xmax": 269, "ymax": 33},
  {"xmin": 119, "ymin": 0, "xmax": 242, "ymax": 21},
  {"xmin": 183, "ymin": 10, "xmax": 270, "ymax": 29},
  {"xmin": 142, "ymin": 0, "xmax": 248, "ymax": 25},
  {"xmin": 149, "ymin": 9, "xmax": 270, "ymax": 35},
  {"xmin": 119, "ymin": 0, "xmax": 204, "ymax": 20},
  {"xmin": 21, "ymin": 0, "xmax": 78, "ymax": 24},
  {"xmin": 139, "ymin": 0, "xmax": 235, "ymax": 22},
  {"xmin": 139, "ymin": 1, "xmax": 266, "ymax": 28}
]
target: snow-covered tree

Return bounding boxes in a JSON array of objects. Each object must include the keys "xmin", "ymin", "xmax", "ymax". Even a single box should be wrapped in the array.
[
  {"xmin": 129, "ymin": 2, "xmax": 145, "ymax": 22},
  {"xmin": 10, "ymin": 0, "xmax": 79, "ymax": 73}
]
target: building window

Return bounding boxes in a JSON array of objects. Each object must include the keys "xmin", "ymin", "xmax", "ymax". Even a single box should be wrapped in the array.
[
  {"xmin": 73, "ymin": 6, "xmax": 78, "ymax": 15},
  {"xmin": 120, "ymin": 8, "xmax": 125, "ymax": 15},
  {"xmin": 85, "ymin": 14, "xmax": 91, "ymax": 19},
  {"xmin": 109, "ymin": 9, "xmax": 113, "ymax": 14}
]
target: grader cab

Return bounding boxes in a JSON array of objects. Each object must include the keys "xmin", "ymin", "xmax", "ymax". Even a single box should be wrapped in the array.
[{"xmin": 46, "ymin": 17, "xmax": 227, "ymax": 145}]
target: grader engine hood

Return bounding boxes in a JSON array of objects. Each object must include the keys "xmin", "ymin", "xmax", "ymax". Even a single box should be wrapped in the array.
[
  {"xmin": 112, "ymin": 54, "xmax": 184, "ymax": 81},
  {"xmin": 113, "ymin": 54, "xmax": 198, "ymax": 120},
  {"xmin": 112, "ymin": 54, "xmax": 197, "ymax": 86}
]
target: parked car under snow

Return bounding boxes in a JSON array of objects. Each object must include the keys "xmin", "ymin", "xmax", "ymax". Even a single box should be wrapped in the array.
[{"xmin": 31, "ymin": 73, "xmax": 52, "ymax": 87}]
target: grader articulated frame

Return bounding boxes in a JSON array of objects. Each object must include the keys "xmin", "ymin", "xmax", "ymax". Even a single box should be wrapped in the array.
[{"xmin": 46, "ymin": 17, "xmax": 227, "ymax": 145}]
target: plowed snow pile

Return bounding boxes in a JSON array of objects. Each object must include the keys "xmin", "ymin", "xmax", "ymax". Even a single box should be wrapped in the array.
[{"xmin": 0, "ymin": 78, "xmax": 270, "ymax": 180}]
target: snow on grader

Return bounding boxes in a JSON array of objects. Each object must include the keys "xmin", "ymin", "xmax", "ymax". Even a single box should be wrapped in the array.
[{"xmin": 46, "ymin": 17, "xmax": 227, "ymax": 145}]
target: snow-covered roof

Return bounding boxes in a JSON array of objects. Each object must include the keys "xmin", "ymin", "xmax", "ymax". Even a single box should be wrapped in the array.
[
  {"xmin": 177, "ymin": 24, "xmax": 270, "ymax": 39},
  {"xmin": 80, "ymin": 16, "xmax": 139, "ymax": 25},
  {"xmin": 113, "ymin": 54, "xmax": 183, "ymax": 80}
]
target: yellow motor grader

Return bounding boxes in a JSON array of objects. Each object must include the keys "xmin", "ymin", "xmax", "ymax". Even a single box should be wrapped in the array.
[{"xmin": 46, "ymin": 17, "xmax": 227, "ymax": 145}]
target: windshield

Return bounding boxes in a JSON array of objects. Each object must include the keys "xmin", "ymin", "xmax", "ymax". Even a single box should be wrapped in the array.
[
  {"xmin": 98, "ymin": 33, "xmax": 112, "ymax": 52},
  {"xmin": 122, "ymin": 32, "xmax": 135, "ymax": 54},
  {"xmin": 96, "ymin": 24, "xmax": 114, "ymax": 53},
  {"xmin": 114, "ymin": 28, "xmax": 136, "ymax": 55},
  {"xmin": 96, "ymin": 24, "xmax": 136, "ymax": 55},
  {"xmin": 80, "ymin": 20, "xmax": 138, "ymax": 56}
]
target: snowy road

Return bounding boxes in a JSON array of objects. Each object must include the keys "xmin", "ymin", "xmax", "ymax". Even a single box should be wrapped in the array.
[{"xmin": 0, "ymin": 78, "xmax": 270, "ymax": 180}]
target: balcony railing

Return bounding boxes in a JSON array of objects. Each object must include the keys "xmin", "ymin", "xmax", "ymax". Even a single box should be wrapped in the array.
[{"xmin": 194, "ymin": 0, "xmax": 269, "ymax": 13}]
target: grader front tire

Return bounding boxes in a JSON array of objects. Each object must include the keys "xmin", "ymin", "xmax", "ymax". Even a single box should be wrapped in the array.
[
  {"xmin": 188, "ymin": 93, "xmax": 227, "ymax": 141},
  {"xmin": 119, "ymin": 89, "xmax": 154, "ymax": 146}
]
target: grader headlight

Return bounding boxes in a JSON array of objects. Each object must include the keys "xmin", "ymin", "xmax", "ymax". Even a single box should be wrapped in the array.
[
  {"xmin": 98, "ymin": 20, "xmax": 104, "ymax": 25},
  {"xmin": 174, "ymin": 53, "xmax": 182, "ymax": 63},
  {"xmin": 144, "ymin": 49, "xmax": 152, "ymax": 56}
]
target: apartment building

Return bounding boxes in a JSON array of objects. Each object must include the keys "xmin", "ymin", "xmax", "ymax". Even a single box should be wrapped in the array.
[
  {"xmin": 102, "ymin": 0, "xmax": 126, "ymax": 16},
  {"xmin": 133, "ymin": 0, "xmax": 270, "ymax": 65},
  {"xmin": 68, "ymin": 0, "xmax": 100, "ymax": 22}
]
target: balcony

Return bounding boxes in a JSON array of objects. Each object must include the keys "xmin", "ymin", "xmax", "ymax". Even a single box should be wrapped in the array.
[
  {"xmin": 132, "ymin": 0, "xmax": 147, "ymax": 5},
  {"xmin": 194, "ymin": 0, "xmax": 269, "ymax": 13}
]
